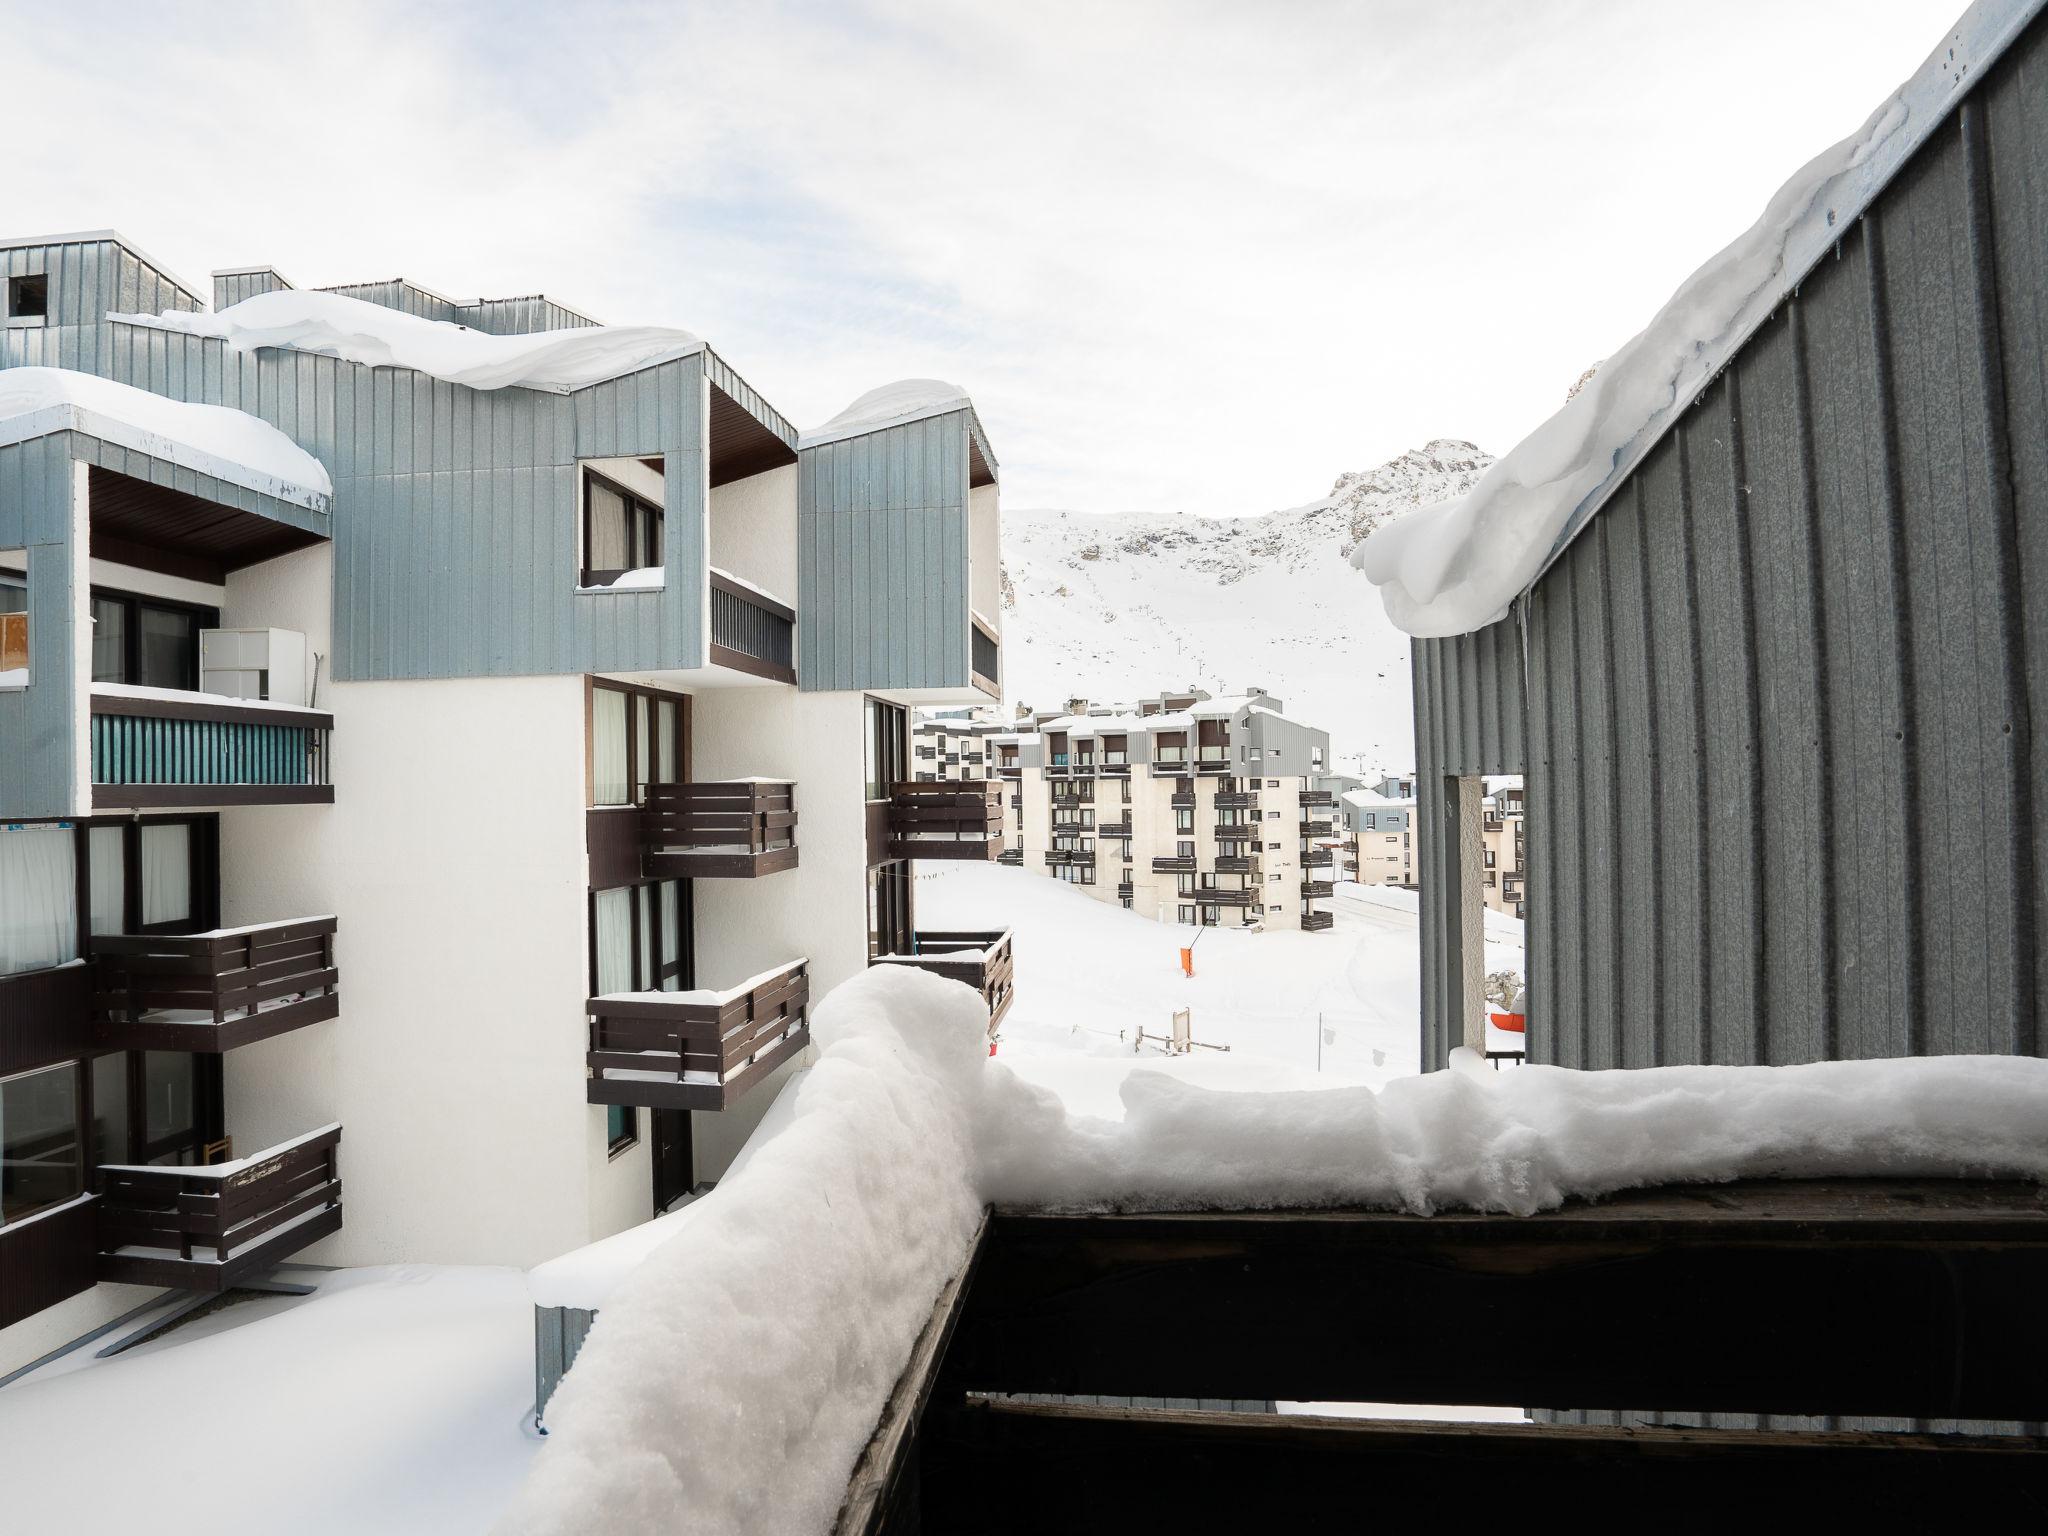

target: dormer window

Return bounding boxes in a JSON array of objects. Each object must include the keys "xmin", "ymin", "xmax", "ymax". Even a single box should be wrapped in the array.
[
  {"xmin": 580, "ymin": 464, "xmax": 663, "ymax": 589},
  {"xmin": 6, "ymin": 274, "xmax": 48, "ymax": 326}
]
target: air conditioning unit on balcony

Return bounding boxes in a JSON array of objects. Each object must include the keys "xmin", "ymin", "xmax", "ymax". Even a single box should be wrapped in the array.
[{"xmin": 200, "ymin": 628, "xmax": 311, "ymax": 706}]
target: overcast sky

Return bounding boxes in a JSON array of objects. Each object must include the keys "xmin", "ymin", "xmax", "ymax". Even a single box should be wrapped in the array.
[{"xmin": 10, "ymin": 0, "xmax": 1956, "ymax": 514}]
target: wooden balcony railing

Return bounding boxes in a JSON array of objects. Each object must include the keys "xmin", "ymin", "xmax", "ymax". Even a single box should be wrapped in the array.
[
  {"xmin": 1301, "ymin": 880, "xmax": 1335, "ymax": 898},
  {"xmin": 642, "ymin": 780, "xmax": 798, "ymax": 878},
  {"xmin": 1095, "ymin": 817, "xmax": 1133, "ymax": 838},
  {"xmin": 1215, "ymin": 855, "xmax": 1256, "ymax": 875},
  {"xmin": 1213, "ymin": 791, "xmax": 1254, "ymax": 809},
  {"xmin": 1191, "ymin": 887, "xmax": 1255, "ymax": 907},
  {"xmin": 874, "ymin": 930, "xmax": 1014, "ymax": 1034},
  {"xmin": 1152, "ymin": 855, "xmax": 1195, "ymax": 873},
  {"xmin": 96, "ymin": 1124, "xmax": 344, "ymax": 1291},
  {"xmin": 92, "ymin": 916, "xmax": 339, "ymax": 1052},
  {"xmin": 1044, "ymin": 848, "xmax": 1096, "ymax": 867},
  {"xmin": 708, "ymin": 569, "xmax": 796, "ymax": 684},
  {"xmin": 1170, "ymin": 789, "xmax": 1196, "ymax": 808},
  {"xmin": 886, "ymin": 781, "xmax": 1004, "ymax": 861},
  {"xmin": 997, "ymin": 848, "xmax": 1023, "ymax": 866},
  {"xmin": 586, "ymin": 961, "xmax": 809, "ymax": 1111},
  {"xmin": 1301, "ymin": 911, "xmax": 1335, "ymax": 932},
  {"xmin": 1301, "ymin": 848, "xmax": 1334, "ymax": 868},
  {"xmin": 90, "ymin": 688, "xmax": 333, "ymax": 808},
  {"xmin": 1300, "ymin": 820, "xmax": 1334, "ymax": 839},
  {"xmin": 1299, "ymin": 789, "xmax": 1335, "ymax": 808}
]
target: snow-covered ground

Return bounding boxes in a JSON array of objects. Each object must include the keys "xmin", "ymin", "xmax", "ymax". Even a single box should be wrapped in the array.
[
  {"xmin": 916, "ymin": 860, "xmax": 1524, "ymax": 1092},
  {"xmin": 0, "ymin": 1266, "xmax": 539, "ymax": 1535}
]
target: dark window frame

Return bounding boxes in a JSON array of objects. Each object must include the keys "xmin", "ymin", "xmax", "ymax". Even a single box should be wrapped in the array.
[
  {"xmin": 580, "ymin": 467, "xmax": 665, "ymax": 589},
  {"xmin": 587, "ymin": 678, "xmax": 688, "ymax": 808},
  {"xmin": 5, "ymin": 273, "xmax": 48, "ymax": 324},
  {"xmin": 89, "ymin": 586, "xmax": 220, "ymax": 692}
]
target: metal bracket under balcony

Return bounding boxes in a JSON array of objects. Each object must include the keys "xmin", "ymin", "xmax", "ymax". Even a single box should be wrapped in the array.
[
  {"xmin": 96, "ymin": 1124, "xmax": 344, "ymax": 1291},
  {"xmin": 587, "ymin": 960, "xmax": 810, "ymax": 1111},
  {"xmin": 887, "ymin": 782, "xmax": 1005, "ymax": 861},
  {"xmin": 92, "ymin": 916, "xmax": 340, "ymax": 1052},
  {"xmin": 642, "ymin": 781, "xmax": 798, "ymax": 878},
  {"xmin": 873, "ymin": 930, "xmax": 1014, "ymax": 1034}
]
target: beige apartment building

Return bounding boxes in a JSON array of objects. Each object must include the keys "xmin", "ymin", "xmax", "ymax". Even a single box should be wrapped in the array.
[
  {"xmin": 1337, "ymin": 772, "xmax": 1523, "ymax": 919},
  {"xmin": 916, "ymin": 687, "xmax": 1340, "ymax": 932}
]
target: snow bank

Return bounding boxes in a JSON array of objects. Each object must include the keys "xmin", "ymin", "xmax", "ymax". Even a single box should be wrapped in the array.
[
  {"xmin": 504, "ymin": 961, "xmax": 2048, "ymax": 1534},
  {"xmin": 113, "ymin": 290, "xmax": 704, "ymax": 395},
  {"xmin": 0, "ymin": 366, "xmax": 331, "ymax": 507},
  {"xmin": 799, "ymin": 378, "xmax": 971, "ymax": 449},
  {"xmin": 1353, "ymin": 82, "xmax": 1922, "ymax": 635}
]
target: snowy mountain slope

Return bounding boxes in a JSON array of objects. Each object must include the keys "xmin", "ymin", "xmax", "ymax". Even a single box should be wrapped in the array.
[{"xmin": 998, "ymin": 439, "xmax": 1493, "ymax": 775}]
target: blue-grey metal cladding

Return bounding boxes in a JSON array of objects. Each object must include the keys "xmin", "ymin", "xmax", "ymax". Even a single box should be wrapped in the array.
[
  {"xmin": 1, "ymin": 235, "xmax": 201, "ymax": 373},
  {"xmin": 97, "ymin": 321, "xmax": 715, "ymax": 680},
  {"xmin": 1413, "ymin": 8, "xmax": 2048, "ymax": 1073},
  {"xmin": 1411, "ymin": 620, "xmax": 1527, "ymax": 1071},
  {"xmin": 212, "ymin": 269, "xmax": 292, "ymax": 310},
  {"xmin": 0, "ymin": 434, "xmax": 81, "ymax": 819},
  {"xmin": 457, "ymin": 296, "xmax": 597, "ymax": 335},
  {"xmin": 315, "ymin": 279, "xmax": 462, "ymax": 325},
  {"xmin": 797, "ymin": 411, "xmax": 972, "ymax": 692}
]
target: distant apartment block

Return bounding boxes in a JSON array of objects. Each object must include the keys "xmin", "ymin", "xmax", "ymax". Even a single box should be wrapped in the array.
[
  {"xmin": 1336, "ymin": 773, "xmax": 1522, "ymax": 919},
  {"xmin": 917, "ymin": 687, "xmax": 1341, "ymax": 933}
]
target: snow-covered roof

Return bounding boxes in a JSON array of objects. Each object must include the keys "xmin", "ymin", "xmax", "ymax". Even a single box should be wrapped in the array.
[
  {"xmin": 0, "ymin": 367, "xmax": 332, "ymax": 508},
  {"xmin": 1354, "ymin": 0, "xmax": 2043, "ymax": 638},
  {"xmin": 799, "ymin": 378, "xmax": 973, "ymax": 449},
  {"xmin": 110, "ymin": 289, "xmax": 706, "ymax": 395},
  {"xmin": 1341, "ymin": 787, "xmax": 1411, "ymax": 811},
  {"xmin": 0, "ymin": 228, "xmax": 206, "ymax": 305}
]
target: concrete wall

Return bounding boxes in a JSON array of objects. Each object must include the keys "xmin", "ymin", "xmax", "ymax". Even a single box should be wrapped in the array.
[
  {"xmin": 708, "ymin": 463, "xmax": 798, "ymax": 607},
  {"xmin": 969, "ymin": 481, "xmax": 1001, "ymax": 628}
]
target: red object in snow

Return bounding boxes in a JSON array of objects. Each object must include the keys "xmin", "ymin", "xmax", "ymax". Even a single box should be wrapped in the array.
[
  {"xmin": 989, "ymin": 1040, "xmax": 999, "ymax": 1057},
  {"xmin": 1490, "ymin": 1012, "xmax": 1526, "ymax": 1033}
]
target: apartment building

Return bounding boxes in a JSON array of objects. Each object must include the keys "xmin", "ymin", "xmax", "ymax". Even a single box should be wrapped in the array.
[
  {"xmin": 0, "ymin": 231, "xmax": 1011, "ymax": 1371},
  {"xmin": 1339, "ymin": 773, "xmax": 1521, "ymax": 917},
  {"xmin": 920, "ymin": 687, "xmax": 1339, "ymax": 933}
]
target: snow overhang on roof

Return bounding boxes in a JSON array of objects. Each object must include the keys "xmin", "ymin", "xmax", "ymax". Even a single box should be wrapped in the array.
[
  {"xmin": 800, "ymin": 378, "xmax": 999, "ymax": 485},
  {"xmin": 109, "ymin": 289, "xmax": 707, "ymax": 395},
  {"xmin": 0, "ymin": 367, "xmax": 332, "ymax": 508},
  {"xmin": 1354, "ymin": 0, "xmax": 2046, "ymax": 639}
]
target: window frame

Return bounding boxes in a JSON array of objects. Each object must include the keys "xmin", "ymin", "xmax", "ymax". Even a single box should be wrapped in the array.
[
  {"xmin": 88, "ymin": 586, "xmax": 220, "ymax": 692},
  {"xmin": 580, "ymin": 466, "xmax": 665, "ymax": 590},
  {"xmin": 5, "ymin": 273, "xmax": 48, "ymax": 327}
]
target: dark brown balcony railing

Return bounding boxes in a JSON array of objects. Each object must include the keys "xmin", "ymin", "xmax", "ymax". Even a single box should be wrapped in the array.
[
  {"xmin": 642, "ymin": 780, "xmax": 798, "ymax": 878},
  {"xmin": 1191, "ymin": 887, "xmax": 1255, "ymax": 907},
  {"xmin": 1213, "ymin": 791, "xmax": 1254, "ymax": 809},
  {"xmin": 874, "ymin": 930, "xmax": 1015, "ymax": 1034},
  {"xmin": 92, "ymin": 916, "xmax": 339, "ymax": 1053},
  {"xmin": 1215, "ymin": 855, "xmax": 1256, "ymax": 875},
  {"xmin": 1152, "ymin": 855, "xmax": 1196, "ymax": 873},
  {"xmin": 1170, "ymin": 789, "xmax": 1196, "ymax": 808},
  {"xmin": 1095, "ymin": 817, "xmax": 1133, "ymax": 838},
  {"xmin": 96, "ymin": 1124, "xmax": 344, "ymax": 1291},
  {"xmin": 1299, "ymin": 789, "xmax": 1334, "ymax": 808},
  {"xmin": 1300, "ymin": 820, "xmax": 1334, "ymax": 839},
  {"xmin": 887, "ymin": 781, "xmax": 1004, "ymax": 861},
  {"xmin": 1044, "ymin": 848, "xmax": 1096, "ymax": 866},
  {"xmin": 1301, "ymin": 848, "xmax": 1334, "ymax": 868},
  {"xmin": 586, "ymin": 960, "xmax": 810, "ymax": 1111},
  {"xmin": 1300, "ymin": 911, "xmax": 1335, "ymax": 932},
  {"xmin": 1301, "ymin": 880, "xmax": 1335, "ymax": 898}
]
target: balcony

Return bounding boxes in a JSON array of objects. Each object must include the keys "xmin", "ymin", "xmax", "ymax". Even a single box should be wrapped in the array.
[
  {"xmin": 997, "ymin": 848, "xmax": 1023, "ymax": 866},
  {"xmin": 1152, "ymin": 855, "xmax": 1195, "ymax": 873},
  {"xmin": 1301, "ymin": 880, "xmax": 1335, "ymax": 898},
  {"xmin": 708, "ymin": 569, "xmax": 796, "ymax": 684},
  {"xmin": 1050, "ymin": 816, "xmax": 1094, "ymax": 834},
  {"xmin": 887, "ymin": 781, "xmax": 1005, "ymax": 861},
  {"xmin": 1300, "ymin": 820, "xmax": 1334, "ymax": 839},
  {"xmin": 1170, "ymin": 789, "xmax": 1196, "ymax": 808},
  {"xmin": 1095, "ymin": 817, "xmax": 1133, "ymax": 838},
  {"xmin": 996, "ymin": 763, "xmax": 1021, "ymax": 780},
  {"xmin": 96, "ymin": 1124, "xmax": 344, "ymax": 1291},
  {"xmin": 1099, "ymin": 755, "xmax": 1131, "ymax": 777},
  {"xmin": 92, "ymin": 916, "xmax": 339, "ymax": 1052},
  {"xmin": 1116, "ymin": 882, "xmax": 1134, "ymax": 899},
  {"xmin": 1299, "ymin": 789, "xmax": 1334, "ymax": 808},
  {"xmin": 971, "ymin": 615, "xmax": 1000, "ymax": 696},
  {"xmin": 586, "ymin": 961, "xmax": 810, "ymax": 1111},
  {"xmin": 1214, "ymin": 791, "xmax": 1253, "ymax": 809},
  {"xmin": 873, "ymin": 930, "xmax": 1015, "ymax": 1033},
  {"xmin": 90, "ymin": 687, "xmax": 333, "ymax": 808},
  {"xmin": 1301, "ymin": 911, "xmax": 1334, "ymax": 932},
  {"xmin": 1194, "ymin": 751, "xmax": 1232, "ymax": 776},
  {"xmin": 1301, "ymin": 848, "xmax": 1334, "ymax": 868},
  {"xmin": 1215, "ymin": 855, "xmax": 1256, "ymax": 875},
  {"xmin": 0, "ymin": 961, "xmax": 92, "ymax": 1073},
  {"xmin": 1044, "ymin": 848, "xmax": 1096, "ymax": 867},
  {"xmin": 1191, "ymin": 887, "xmax": 1255, "ymax": 907},
  {"xmin": 1149, "ymin": 753, "xmax": 1190, "ymax": 778},
  {"xmin": 642, "ymin": 780, "xmax": 798, "ymax": 878}
]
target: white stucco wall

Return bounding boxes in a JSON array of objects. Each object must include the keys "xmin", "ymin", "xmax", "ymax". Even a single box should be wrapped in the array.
[
  {"xmin": 707, "ymin": 463, "xmax": 798, "ymax": 609},
  {"xmin": 969, "ymin": 482, "xmax": 1000, "ymax": 632}
]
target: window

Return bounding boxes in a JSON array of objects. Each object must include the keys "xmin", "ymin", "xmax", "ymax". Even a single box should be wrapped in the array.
[
  {"xmin": 1, "ymin": 1062, "xmax": 83, "ymax": 1224},
  {"xmin": 607, "ymin": 1104, "xmax": 637, "ymax": 1154},
  {"xmin": 5, "ymin": 274, "xmax": 48, "ymax": 325},
  {"xmin": 1177, "ymin": 840, "xmax": 1194, "ymax": 859},
  {"xmin": 89, "ymin": 588, "xmax": 217, "ymax": 691},
  {"xmin": 1267, "ymin": 904, "xmax": 1282, "ymax": 914},
  {"xmin": 592, "ymin": 878, "xmax": 692, "ymax": 995},
  {"xmin": 590, "ymin": 681, "xmax": 686, "ymax": 807},
  {"xmin": 1174, "ymin": 809, "xmax": 1194, "ymax": 833},
  {"xmin": 1177, "ymin": 905, "xmax": 1195, "ymax": 925},
  {"xmin": 865, "ymin": 698, "xmax": 908, "ymax": 801},
  {"xmin": 1266, "ymin": 810, "xmax": 1280, "ymax": 820},
  {"xmin": 1, "ymin": 562, "xmax": 25, "ymax": 685},
  {"xmin": 1080, "ymin": 867, "xmax": 1096, "ymax": 885},
  {"xmin": 581, "ymin": 468, "xmax": 663, "ymax": 588},
  {"xmin": 1177, "ymin": 873, "xmax": 1195, "ymax": 896},
  {"xmin": 1267, "ymin": 780, "xmax": 1280, "ymax": 789},
  {"xmin": 0, "ymin": 824, "xmax": 77, "ymax": 975},
  {"xmin": 867, "ymin": 862, "xmax": 913, "ymax": 960}
]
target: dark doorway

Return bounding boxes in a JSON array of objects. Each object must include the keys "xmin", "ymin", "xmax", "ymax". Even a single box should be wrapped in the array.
[{"xmin": 651, "ymin": 1108, "xmax": 692, "ymax": 1213}]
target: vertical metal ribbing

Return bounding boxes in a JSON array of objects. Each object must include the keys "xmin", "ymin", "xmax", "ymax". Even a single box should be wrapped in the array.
[
  {"xmin": 1565, "ymin": 557, "xmax": 1589, "ymax": 1067},
  {"xmin": 1960, "ymin": 96, "xmax": 2038, "ymax": 1057},
  {"xmin": 1789, "ymin": 301, "xmax": 1841, "ymax": 1060},
  {"xmin": 1726, "ymin": 366, "xmax": 1769, "ymax": 1063},
  {"xmin": 1630, "ymin": 478, "xmax": 1665, "ymax": 1064},
  {"xmin": 1596, "ymin": 518, "xmax": 1625, "ymax": 1067},
  {"xmin": 1677, "ymin": 422, "xmax": 1713, "ymax": 1062},
  {"xmin": 1863, "ymin": 209, "xmax": 1927, "ymax": 1055}
]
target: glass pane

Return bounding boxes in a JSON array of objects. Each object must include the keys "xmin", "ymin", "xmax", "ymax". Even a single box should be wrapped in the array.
[
  {"xmin": 1, "ymin": 1063, "xmax": 83, "ymax": 1222},
  {"xmin": 141, "ymin": 1051, "xmax": 194, "ymax": 1151},
  {"xmin": 593, "ymin": 888, "xmax": 633, "ymax": 994},
  {"xmin": 0, "ymin": 824, "xmax": 79, "ymax": 973},
  {"xmin": 863, "ymin": 702, "xmax": 881, "ymax": 801},
  {"xmin": 89, "ymin": 826, "xmax": 126, "ymax": 936},
  {"xmin": 591, "ymin": 689, "xmax": 629, "ymax": 805},
  {"xmin": 137, "ymin": 606, "xmax": 196, "ymax": 691},
  {"xmin": 657, "ymin": 701, "xmax": 677, "ymax": 784},
  {"xmin": 637, "ymin": 884, "xmax": 655, "ymax": 991},
  {"xmin": 640, "ymin": 504, "xmax": 663, "ymax": 570},
  {"xmin": 140, "ymin": 823, "xmax": 192, "ymax": 927},
  {"xmin": 658, "ymin": 882, "xmax": 680, "ymax": 990},
  {"xmin": 0, "ymin": 575, "xmax": 24, "ymax": 614},
  {"xmin": 634, "ymin": 695, "xmax": 651, "ymax": 803},
  {"xmin": 587, "ymin": 481, "xmax": 629, "ymax": 572},
  {"xmin": 92, "ymin": 1053, "xmax": 130, "ymax": 1167},
  {"xmin": 91, "ymin": 597, "xmax": 127, "ymax": 683}
]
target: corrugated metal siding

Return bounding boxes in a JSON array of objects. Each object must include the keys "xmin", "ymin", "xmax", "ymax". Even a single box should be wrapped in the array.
[
  {"xmin": 213, "ymin": 270, "xmax": 292, "ymax": 309},
  {"xmin": 1412, "ymin": 620, "xmax": 1527, "ymax": 1069},
  {"xmin": 1418, "ymin": 12, "xmax": 2048, "ymax": 1071},
  {"xmin": 798, "ymin": 411, "xmax": 970, "ymax": 693},
  {"xmin": 0, "ymin": 435, "xmax": 79, "ymax": 819},
  {"xmin": 316, "ymin": 279, "xmax": 461, "ymax": 325},
  {"xmin": 0, "ymin": 236, "xmax": 199, "ymax": 373},
  {"xmin": 97, "ymin": 325, "xmax": 707, "ymax": 679},
  {"xmin": 457, "ymin": 296, "xmax": 597, "ymax": 335}
]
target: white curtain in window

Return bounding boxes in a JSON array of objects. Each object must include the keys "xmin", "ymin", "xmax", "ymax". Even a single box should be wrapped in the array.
[
  {"xmin": 588, "ymin": 481, "xmax": 629, "ymax": 571},
  {"xmin": 89, "ymin": 826, "xmax": 126, "ymax": 936},
  {"xmin": 657, "ymin": 701, "xmax": 678, "ymax": 784},
  {"xmin": 0, "ymin": 826, "xmax": 78, "ymax": 974},
  {"xmin": 657, "ymin": 882, "xmax": 679, "ymax": 990},
  {"xmin": 592, "ymin": 689, "xmax": 629, "ymax": 806},
  {"xmin": 634, "ymin": 696, "xmax": 651, "ymax": 803},
  {"xmin": 593, "ymin": 887, "xmax": 633, "ymax": 995},
  {"xmin": 140, "ymin": 824, "xmax": 191, "ymax": 927}
]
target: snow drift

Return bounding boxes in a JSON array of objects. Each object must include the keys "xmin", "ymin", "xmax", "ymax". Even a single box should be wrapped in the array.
[
  {"xmin": 0, "ymin": 366, "xmax": 332, "ymax": 505},
  {"xmin": 1353, "ymin": 83, "xmax": 1923, "ymax": 636},
  {"xmin": 502, "ymin": 964, "xmax": 2048, "ymax": 1535},
  {"xmin": 800, "ymin": 379, "xmax": 972, "ymax": 449},
  {"xmin": 112, "ymin": 290, "xmax": 704, "ymax": 394}
]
